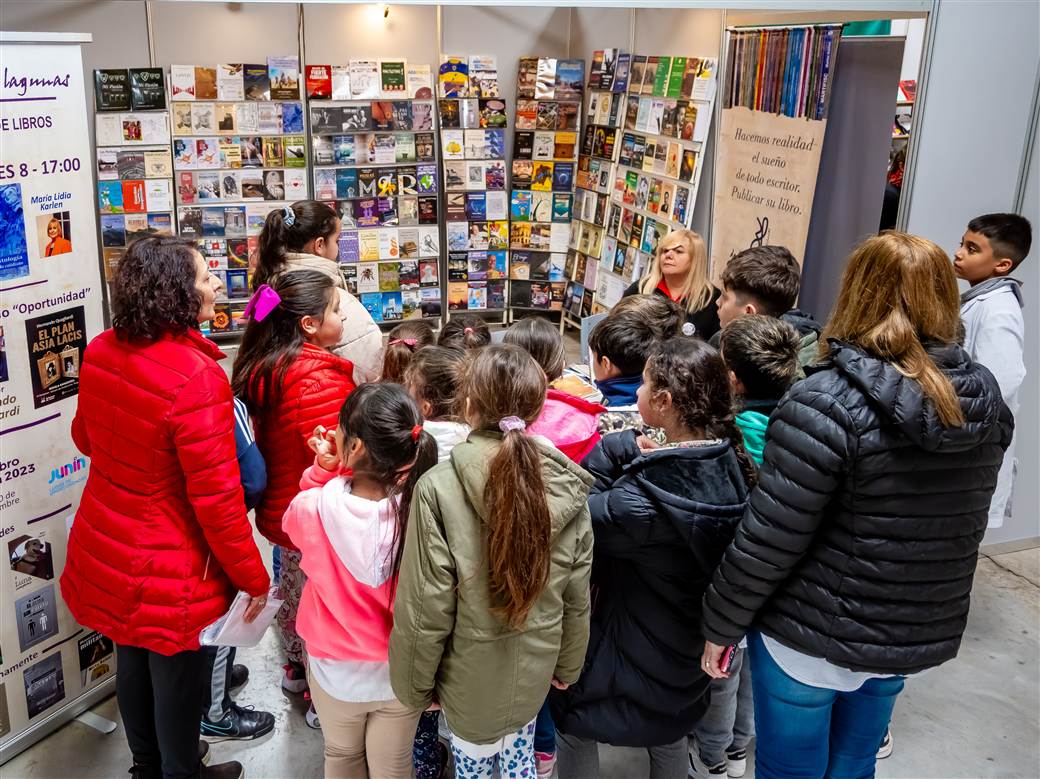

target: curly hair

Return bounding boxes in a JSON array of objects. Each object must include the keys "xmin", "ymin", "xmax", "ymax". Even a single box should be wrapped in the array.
[
  {"xmin": 646, "ymin": 336, "xmax": 758, "ymax": 487},
  {"xmin": 111, "ymin": 236, "xmax": 203, "ymax": 341}
]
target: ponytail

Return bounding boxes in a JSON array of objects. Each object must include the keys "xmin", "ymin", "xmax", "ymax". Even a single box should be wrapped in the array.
[
  {"xmin": 439, "ymin": 314, "xmax": 492, "ymax": 350},
  {"xmin": 485, "ymin": 425, "xmax": 552, "ymax": 628},
  {"xmin": 382, "ymin": 320, "xmax": 435, "ymax": 383},
  {"xmin": 461, "ymin": 345, "xmax": 551, "ymax": 629},
  {"xmin": 392, "ymin": 428, "xmax": 438, "ymax": 577},
  {"xmin": 253, "ymin": 200, "xmax": 340, "ymax": 289}
]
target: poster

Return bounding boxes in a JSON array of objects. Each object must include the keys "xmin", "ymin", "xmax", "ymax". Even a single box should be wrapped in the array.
[{"xmin": 0, "ymin": 35, "xmax": 108, "ymax": 755}]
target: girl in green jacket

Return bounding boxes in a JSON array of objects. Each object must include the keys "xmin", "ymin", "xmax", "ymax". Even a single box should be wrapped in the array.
[{"xmin": 389, "ymin": 345, "xmax": 595, "ymax": 779}]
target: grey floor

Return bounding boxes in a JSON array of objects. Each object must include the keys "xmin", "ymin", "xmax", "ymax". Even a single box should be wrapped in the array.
[{"xmin": 3, "ymin": 548, "xmax": 1037, "ymax": 779}]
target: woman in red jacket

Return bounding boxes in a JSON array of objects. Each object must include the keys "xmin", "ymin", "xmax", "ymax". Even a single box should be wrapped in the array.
[
  {"xmin": 232, "ymin": 269, "xmax": 354, "ymax": 729},
  {"xmin": 61, "ymin": 236, "xmax": 270, "ymax": 779}
]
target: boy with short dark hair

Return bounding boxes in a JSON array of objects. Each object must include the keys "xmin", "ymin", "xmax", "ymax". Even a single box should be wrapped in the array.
[
  {"xmin": 588, "ymin": 312, "xmax": 660, "ymax": 439},
  {"xmin": 955, "ymin": 212, "xmax": 1032, "ymax": 528},
  {"xmin": 714, "ymin": 245, "xmax": 821, "ymax": 366}
]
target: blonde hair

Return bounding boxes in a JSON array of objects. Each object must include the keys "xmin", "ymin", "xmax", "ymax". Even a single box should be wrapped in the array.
[
  {"xmin": 638, "ymin": 229, "xmax": 713, "ymax": 314},
  {"xmin": 821, "ymin": 232, "xmax": 965, "ymax": 428}
]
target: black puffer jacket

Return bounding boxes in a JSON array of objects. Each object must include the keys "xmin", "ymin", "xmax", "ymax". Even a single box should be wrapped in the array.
[
  {"xmin": 702, "ymin": 340, "xmax": 1013, "ymax": 675},
  {"xmin": 551, "ymin": 430, "xmax": 749, "ymax": 746}
]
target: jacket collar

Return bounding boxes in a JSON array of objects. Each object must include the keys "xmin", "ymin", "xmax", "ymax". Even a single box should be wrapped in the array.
[
  {"xmin": 960, "ymin": 276, "xmax": 1023, "ymax": 308},
  {"xmin": 595, "ymin": 373, "xmax": 643, "ymax": 407},
  {"xmin": 177, "ymin": 328, "xmax": 226, "ymax": 361}
]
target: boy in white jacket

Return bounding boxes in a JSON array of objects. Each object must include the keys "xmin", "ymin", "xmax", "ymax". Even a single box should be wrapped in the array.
[{"xmin": 954, "ymin": 213, "xmax": 1032, "ymax": 528}]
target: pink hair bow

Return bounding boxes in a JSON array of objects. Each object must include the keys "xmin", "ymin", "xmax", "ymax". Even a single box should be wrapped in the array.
[
  {"xmin": 241, "ymin": 284, "xmax": 281, "ymax": 323},
  {"xmin": 389, "ymin": 338, "xmax": 418, "ymax": 348}
]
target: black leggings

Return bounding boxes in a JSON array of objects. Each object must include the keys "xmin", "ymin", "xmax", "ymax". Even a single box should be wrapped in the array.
[{"xmin": 116, "ymin": 644, "xmax": 206, "ymax": 779}]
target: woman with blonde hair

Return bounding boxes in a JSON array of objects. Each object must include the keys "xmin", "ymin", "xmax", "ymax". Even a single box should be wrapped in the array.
[
  {"xmin": 622, "ymin": 228, "xmax": 721, "ymax": 339},
  {"xmin": 699, "ymin": 232, "xmax": 1013, "ymax": 779}
]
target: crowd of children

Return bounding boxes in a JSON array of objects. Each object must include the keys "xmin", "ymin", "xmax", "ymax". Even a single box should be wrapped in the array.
[{"xmin": 62, "ymin": 198, "xmax": 1030, "ymax": 779}]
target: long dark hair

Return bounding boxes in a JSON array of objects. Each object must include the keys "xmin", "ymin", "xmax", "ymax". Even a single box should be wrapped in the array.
[
  {"xmin": 338, "ymin": 383, "xmax": 438, "ymax": 578},
  {"xmin": 252, "ymin": 200, "xmax": 340, "ymax": 289},
  {"xmin": 231, "ymin": 270, "xmax": 336, "ymax": 416},
  {"xmin": 111, "ymin": 236, "xmax": 202, "ymax": 341},
  {"xmin": 461, "ymin": 345, "xmax": 550, "ymax": 629},
  {"xmin": 381, "ymin": 320, "xmax": 435, "ymax": 383},
  {"xmin": 404, "ymin": 345, "xmax": 467, "ymax": 421},
  {"xmin": 503, "ymin": 317, "xmax": 566, "ymax": 381},
  {"xmin": 645, "ymin": 336, "xmax": 758, "ymax": 487}
]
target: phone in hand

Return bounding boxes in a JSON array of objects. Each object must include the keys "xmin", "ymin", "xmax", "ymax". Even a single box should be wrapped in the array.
[{"xmin": 720, "ymin": 644, "xmax": 739, "ymax": 674}]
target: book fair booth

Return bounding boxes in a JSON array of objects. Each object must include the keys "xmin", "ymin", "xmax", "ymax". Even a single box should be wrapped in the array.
[{"xmin": 0, "ymin": 0, "xmax": 1037, "ymax": 764}]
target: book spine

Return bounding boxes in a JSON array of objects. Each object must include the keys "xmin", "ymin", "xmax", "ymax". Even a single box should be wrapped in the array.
[{"xmin": 817, "ymin": 26, "xmax": 840, "ymax": 120}]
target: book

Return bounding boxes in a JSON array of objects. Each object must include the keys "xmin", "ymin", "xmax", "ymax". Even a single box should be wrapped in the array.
[
  {"xmin": 243, "ymin": 64, "xmax": 271, "ymax": 100},
  {"xmin": 407, "ymin": 64, "xmax": 433, "ymax": 99},
  {"xmin": 143, "ymin": 148, "xmax": 172, "ymax": 178},
  {"xmin": 555, "ymin": 59, "xmax": 585, "ymax": 101},
  {"xmin": 531, "ymin": 131, "xmax": 554, "ymax": 160},
  {"xmin": 268, "ymin": 56, "xmax": 300, "ymax": 100},
  {"xmin": 558, "ymin": 102, "xmax": 580, "ymax": 131},
  {"xmin": 681, "ymin": 58, "xmax": 701, "ymax": 99},
  {"xmin": 170, "ymin": 65, "xmax": 196, "ymax": 101},
  {"xmin": 349, "ymin": 60, "xmax": 380, "ymax": 99},
  {"xmin": 589, "ymin": 50, "xmax": 605, "ymax": 89},
  {"xmin": 554, "ymin": 132, "xmax": 577, "ymax": 160},
  {"xmin": 380, "ymin": 60, "xmax": 407, "ymax": 96},
  {"xmin": 613, "ymin": 53, "xmax": 631, "ymax": 93},
  {"xmin": 282, "ymin": 101, "xmax": 304, "ymax": 133},
  {"xmin": 326, "ymin": 65, "xmax": 350, "ymax": 100},
  {"xmin": 459, "ymin": 98, "xmax": 480, "ymax": 129},
  {"xmin": 129, "ymin": 68, "xmax": 165, "ymax": 110},
  {"xmin": 531, "ymin": 161, "xmax": 554, "ymax": 192},
  {"xmin": 629, "ymin": 55, "xmax": 647, "ymax": 94},
  {"xmin": 98, "ymin": 181, "xmax": 124, "ymax": 213},
  {"xmin": 479, "ymin": 99, "xmax": 507, "ymax": 129},
  {"xmin": 305, "ymin": 65, "xmax": 332, "ymax": 99},
  {"xmin": 667, "ymin": 57, "xmax": 686, "ymax": 98},
  {"xmin": 535, "ymin": 58, "xmax": 558, "ymax": 99},
  {"xmin": 652, "ymin": 57, "xmax": 671, "ymax": 97},
  {"xmin": 191, "ymin": 103, "xmax": 216, "ymax": 134},
  {"xmin": 517, "ymin": 57, "xmax": 538, "ymax": 98},
  {"xmin": 439, "ymin": 56, "xmax": 469, "ymax": 98},
  {"xmin": 194, "ymin": 67, "xmax": 218, "ymax": 100},
  {"xmin": 516, "ymin": 99, "xmax": 538, "ymax": 130},
  {"xmin": 536, "ymin": 102, "xmax": 558, "ymax": 130},
  {"xmin": 236, "ymin": 102, "xmax": 259, "ymax": 133},
  {"xmin": 411, "ymin": 101, "xmax": 433, "ymax": 130},
  {"xmin": 217, "ymin": 64, "xmax": 244, "ymax": 100},
  {"xmin": 552, "ymin": 162, "xmax": 574, "ymax": 192},
  {"xmin": 258, "ymin": 103, "xmax": 282, "ymax": 133},
  {"xmin": 145, "ymin": 179, "xmax": 173, "ymax": 212},
  {"xmin": 642, "ymin": 57, "xmax": 659, "ymax": 96}
]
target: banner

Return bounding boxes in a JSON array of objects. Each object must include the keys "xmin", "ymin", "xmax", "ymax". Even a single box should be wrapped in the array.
[
  {"xmin": 710, "ymin": 25, "xmax": 842, "ymax": 282},
  {"xmin": 0, "ymin": 35, "xmax": 112, "ymax": 759}
]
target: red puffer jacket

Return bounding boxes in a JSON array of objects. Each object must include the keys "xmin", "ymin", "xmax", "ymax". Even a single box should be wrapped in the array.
[
  {"xmin": 253, "ymin": 343, "xmax": 356, "ymax": 549},
  {"xmin": 60, "ymin": 329, "xmax": 269, "ymax": 656}
]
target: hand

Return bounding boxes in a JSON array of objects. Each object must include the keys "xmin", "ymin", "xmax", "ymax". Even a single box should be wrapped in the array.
[
  {"xmin": 701, "ymin": 641, "xmax": 730, "ymax": 679},
  {"xmin": 636, "ymin": 434, "xmax": 660, "ymax": 450},
  {"xmin": 550, "ymin": 677, "xmax": 569, "ymax": 691},
  {"xmin": 425, "ymin": 696, "xmax": 441, "ymax": 712},
  {"xmin": 242, "ymin": 594, "xmax": 267, "ymax": 624},
  {"xmin": 308, "ymin": 425, "xmax": 339, "ymax": 471}
]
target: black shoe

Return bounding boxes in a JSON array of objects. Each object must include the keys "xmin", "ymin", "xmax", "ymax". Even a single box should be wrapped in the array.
[
  {"xmin": 201, "ymin": 761, "xmax": 244, "ymax": 779},
  {"xmin": 199, "ymin": 740, "xmax": 211, "ymax": 765},
  {"xmin": 200, "ymin": 702, "xmax": 275, "ymax": 741},
  {"xmin": 128, "ymin": 764, "xmax": 160, "ymax": 779},
  {"xmin": 229, "ymin": 663, "xmax": 249, "ymax": 691}
]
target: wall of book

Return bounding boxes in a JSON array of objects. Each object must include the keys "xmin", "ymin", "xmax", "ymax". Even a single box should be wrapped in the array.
[
  {"xmin": 92, "ymin": 68, "xmax": 175, "ymax": 307},
  {"xmin": 588, "ymin": 52, "xmax": 719, "ymax": 312},
  {"xmin": 567, "ymin": 49, "xmax": 629, "ymax": 326},
  {"xmin": 507, "ymin": 57, "xmax": 585, "ymax": 319},
  {"xmin": 168, "ymin": 59, "xmax": 307, "ymax": 337},
  {"xmin": 437, "ymin": 57, "xmax": 510, "ymax": 318},
  {"xmin": 306, "ymin": 60, "xmax": 442, "ymax": 325}
]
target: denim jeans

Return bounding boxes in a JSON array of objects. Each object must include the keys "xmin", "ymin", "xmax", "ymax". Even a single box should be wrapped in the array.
[
  {"xmin": 748, "ymin": 632, "xmax": 904, "ymax": 779},
  {"xmin": 693, "ymin": 647, "xmax": 755, "ymax": 765},
  {"xmin": 534, "ymin": 699, "xmax": 556, "ymax": 754},
  {"xmin": 555, "ymin": 730, "xmax": 688, "ymax": 779}
]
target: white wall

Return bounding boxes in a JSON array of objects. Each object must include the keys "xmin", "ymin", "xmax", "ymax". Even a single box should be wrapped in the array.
[
  {"xmin": 303, "ymin": 4, "xmax": 439, "ymax": 68},
  {"xmin": 904, "ymin": 0, "xmax": 1040, "ymax": 547},
  {"xmin": 150, "ymin": 1, "xmax": 300, "ymax": 66}
]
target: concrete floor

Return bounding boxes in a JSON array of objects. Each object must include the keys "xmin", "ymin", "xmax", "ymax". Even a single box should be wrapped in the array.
[{"xmin": 3, "ymin": 548, "xmax": 1037, "ymax": 779}]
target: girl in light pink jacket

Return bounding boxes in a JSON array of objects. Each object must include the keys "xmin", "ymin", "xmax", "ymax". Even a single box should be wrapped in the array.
[{"xmin": 283, "ymin": 382, "xmax": 438, "ymax": 779}]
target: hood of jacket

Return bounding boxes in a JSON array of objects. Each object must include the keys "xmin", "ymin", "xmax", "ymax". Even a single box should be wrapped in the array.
[
  {"xmin": 735, "ymin": 408, "xmax": 769, "ymax": 464},
  {"xmin": 450, "ymin": 430, "xmax": 594, "ymax": 539},
  {"xmin": 781, "ymin": 308, "xmax": 822, "ymax": 335},
  {"xmin": 960, "ymin": 276, "xmax": 1024, "ymax": 308},
  {"xmin": 281, "ymin": 251, "xmax": 348, "ymax": 289},
  {"xmin": 424, "ymin": 419, "xmax": 471, "ymax": 463},
  {"xmin": 317, "ymin": 477, "xmax": 398, "ymax": 588},
  {"xmin": 530, "ymin": 389, "xmax": 606, "ymax": 447},
  {"xmin": 824, "ymin": 339, "xmax": 1006, "ymax": 453}
]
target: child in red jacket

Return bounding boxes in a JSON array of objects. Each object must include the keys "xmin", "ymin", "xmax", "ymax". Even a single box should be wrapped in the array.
[{"xmin": 232, "ymin": 269, "xmax": 355, "ymax": 728}]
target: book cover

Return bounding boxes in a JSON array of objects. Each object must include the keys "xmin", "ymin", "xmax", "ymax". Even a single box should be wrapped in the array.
[
  {"xmin": 531, "ymin": 191, "xmax": 553, "ymax": 222},
  {"xmin": 552, "ymin": 193, "xmax": 573, "ymax": 222},
  {"xmin": 371, "ymin": 100, "xmax": 394, "ymax": 130},
  {"xmin": 380, "ymin": 60, "xmax": 407, "ymax": 96},
  {"xmin": 555, "ymin": 59, "xmax": 585, "ymax": 101},
  {"xmin": 473, "ymin": 71, "xmax": 500, "ymax": 99},
  {"xmin": 531, "ymin": 161, "xmax": 554, "ymax": 192},
  {"xmin": 441, "ymin": 130, "xmax": 464, "ymax": 160},
  {"xmin": 212, "ymin": 102, "xmax": 235, "ymax": 133},
  {"xmin": 516, "ymin": 57, "xmax": 538, "ymax": 98},
  {"xmin": 681, "ymin": 58, "xmax": 701, "ymax": 99},
  {"xmin": 661, "ymin": 99, "xmax": 679, "ymax": 137},
  {"xmin": 528, "ymin": 131, "xmax": 550, "ymax": 160},
  {"xmin": 306, "ymin": 65, "xmax": 333, "ymax": 99},
  {"xmin": 648, "ymin": 98, "xmax": 665, "ymax": 134},
  {"xmin": 536, "ymin": 102, "xmax": 558, "ymax": 131},
  {"xmin": 516, "ymin": 99, "xmax": 538, "ymax": 130},
  {"xmin": 651, "ymin": 57, "xmax": 671, "ymax": 97},
  {"xmin": 438, "ymin": 56, "xmax": 469, "ymax": 98},
  {"xmin": 467, "ymin": 283, "xmax": 487, "ymax": 310},
  {"xmin": 641, "ymin": 57, "xmax": 659, "ymax": 96},
  {"xmin": 485, "ymin": 160, "xmax": 506, "ymax": 190},
  {"xmin": 170, "ymin": 103, "xmax": 192, "ymax": 136},
  {"xmin": 195, "ymin": 171, "xmax": 221, "ymax": 201},
  {"xmin": 479, "ymin": 99, "xmax": 507, "ymax": 129},
  {"xmin": 173, "ymin": 138, "xmax": 196, "ymax": 169},
  {"xmin": 411, "ymin": 101, "xmax": 433, "ymax": 131},
  {"xmin": 535, "ymin": 58, "xmax": 558, "ymax": 100},
  {"xmin": 283, "ymin": 134, "xmax": 306, "ymax": 167},
  {"xmin": 557, "ymin": 102, "xmax": 579, "ymax": 131},
  {"xmin": 170, "ymin": 65, "xmax": 196, "ymax": 101},
  {"xmin": 268, "ymin": 56, "xmax": 300, "ymax": 100},
  {"xmin": 389, "ymin": 100, "xmax": 412, "ymax": 131},
  {"xmin": 554, "ymin": 131, "xmax": 577, "ymax": 160},
  {"xmin": 459, "ymin": 98, "xmax": 480, "ymax": 129},
  {"xmin": 261, "ymin": 170, "xmax": 284, "ymax": 201},
  {"xmin": 464, "ymin": 129, "xmax": 487, "ymax": 159},
  {"xmin": 143, "ymin": 148, "xmax": 172, "ymax": 178},
  {"xmin": 362, "ymin": 292, "xmax": 384, "ymax": 321},
  {"xmin": 396, "ymin": 133, "xmax": 417, "ymax": 164},
  {"xmin": 486, "ymin": 129, "xmax": 506, "ymax": 159},
  {"xmin": 629, "ymin": 55, "xmax": 647, "ymax": 94},
  {"xmin": 97, "ymin": 181, "xmax": 124, "ymax": 213},
  {"xmin": 438, "ymin": 98, "xmax": 461, "ymax": 128},
  {"xmin": 342, "ymin": 104, "xmax": 372, "ymax": 131},
  {"xmin": 666, "ymin": 57, "xmax": 686, "ymax": 98},
  {"xmin": 407, "ymin": 64, "xmax": 433, "ymax": 99},
  {"xmin": 447, "ymin": 282, "xmax": 468, "ymax": 310},
  {"xmin": 464, "ymin": 161, "xmax": 487, "ymax": 191},
  {"xmin": 145, "ymin": 179, "xmax": 173, "ymax": 212},
  {"xmin": 194, "ymin": 67, "xmax": 218, "ymax": 100},
  {"xmin": 190, "ymin": 103, "xmax": 215, "ymax": 134},
  {"xmin": 613, "ymin": 53, "xmax": 631, "ymax": 94},
  {"xmin": 217, "ymin": 64, "xmax": 244, "ymax": 100},
  {"xmin": 282, "ymin": 101, "xmax": 304, "ymax": 133},
  {"xmin": 243, "ymin": 64, "xmax": 271, "ymax": 100},
  {"xmin": 397, "ymin": 166, "xmax": 418, "ymax": 195},
  {"xmin": 285, "ymin": 169, "xmax": 306, "ymax": 199},
  {"xmin": 599, "ymin": 48, "xmax": 619, "ymax": 90},
  {"xmin": 236, "ymin": 102, "xmax": 259, "ymax": 133},
  {"xmin": 257, "ymin": 103, "xmax": 282, "ymax": 133},
  {"xmin": 589, "ymin": 50, "xmax": 604, "ymax": 89},
  {"xmin": 195, "ymin": 137, "xmax": 221, "ymax": 169},
  {"xmin": 129, "ymin": 68, "xmax": 165, "ymax": 110},
  {"xmin": 328, "ymin": 65, "xmax": 350, "ymax": 100}
]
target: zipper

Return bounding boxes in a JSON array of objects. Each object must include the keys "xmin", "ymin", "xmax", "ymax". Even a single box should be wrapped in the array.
[{"xmin": 202, "ymin": 553, "xmax": 211, "ymax": 581}]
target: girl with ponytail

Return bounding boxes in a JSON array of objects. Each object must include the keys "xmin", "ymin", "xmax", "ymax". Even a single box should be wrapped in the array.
[
  {"xmin": 254, "ymin": 200, "xmax": 382, "ymax": 382},
  {"xmin": 283, "ymin": 383, "xmax": 438, "ymax": 778},
  {"xmin": 389, "ymin": 345, "xmax": 594, "ymax": 779},
  {"xmin": 551, "ymin": 336, "xmax": 752, "ymax": 778}
]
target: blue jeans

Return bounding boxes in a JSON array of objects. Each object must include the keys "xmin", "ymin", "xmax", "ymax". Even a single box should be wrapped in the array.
[
  {"xmin": 748, "ymin": 632, "xmax": 904, "ymax": 779},
  {"xmin": 534, "ymin": 699, "xmax": 556, "ymax": 754}
]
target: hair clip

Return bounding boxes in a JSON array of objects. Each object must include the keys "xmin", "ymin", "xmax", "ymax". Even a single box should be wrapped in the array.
[
  {"xmin": 282, "ymin": 204, "xmax": 296, "ymax": 227},
  {"xmin": 681, "ymin": 322, "xmax": 696, "ymax": 336},
  {"xmin": 463, "ymin": 327, "xmax": 474, "ymax": 335},
  {"xmin": 498, "ymin": 416, "xmax": 526, "ymax": 433},
  {"xmin": 240, "ymin": 284, "xmax": 281, "ymax": 323},
  {"xmin": 411, "ymin": 424, "xmax": 422, "ymax": 441},
  {"xmin": 389, "ymin": 338, "xmax": 418, "ymax": 349}
]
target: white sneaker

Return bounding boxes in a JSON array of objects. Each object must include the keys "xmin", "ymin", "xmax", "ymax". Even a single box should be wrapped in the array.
[
  {"xmin": 725, "ymin": 749, "xmax": 747, "ymax": 778},
  {"xmin": 688, "ymin": 750, "xmax": 727, "ymax": 778},
  {"xmin": 877, "ymin": 728, "xmax": 893, "ymax": 759}
]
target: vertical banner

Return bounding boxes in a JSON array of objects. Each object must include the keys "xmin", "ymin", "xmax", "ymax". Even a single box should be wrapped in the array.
[
  {"xmin": 0, "ymin": 35, "xmax": 113, "ymax": 759},
  {"xmin": 710, "ymin": 25, "xmax": 842, "ymax": 282}
]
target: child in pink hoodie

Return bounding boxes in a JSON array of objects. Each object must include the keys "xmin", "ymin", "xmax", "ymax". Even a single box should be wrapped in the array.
[
  {"xmin": 504, "ymin": 317, "xmax": 605, "ymax": 464},
  {"xmin": 283, "ymin": 383, "xmax": 438, "ymax": 779}
]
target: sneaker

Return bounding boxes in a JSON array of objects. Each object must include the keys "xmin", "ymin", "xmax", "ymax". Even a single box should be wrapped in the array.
[
  {"xmin": 535, "ymin": 749, "xmax": 557, "ymax": 779},
  {"xmin": 877, "ymin": 728, "xmax": 893, "ymax": 759},
  {"xmin": 303, "ymin": 690, "xmax": 321, "ymax": 729},
  {"xmin": 229, "ymin": 664, "xmax": 249, "ymax": 691},
  {"xmin": 281, "ymin": 661, "xmax": 308, "ymax": 694},
  {"xmin": 201, "ymin": 761, "xmax": 244, "ymax": 779},
  {"xmin": 724, "ymin": 749, "xmax": 747, "ymax": 778},
  {"xmin": 200, "ymin": 703, "xmax": 275, "ymax": 741},
  {"xmin": 688, "ymin": 751, "xmax": 727, "ymax": 778}
]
